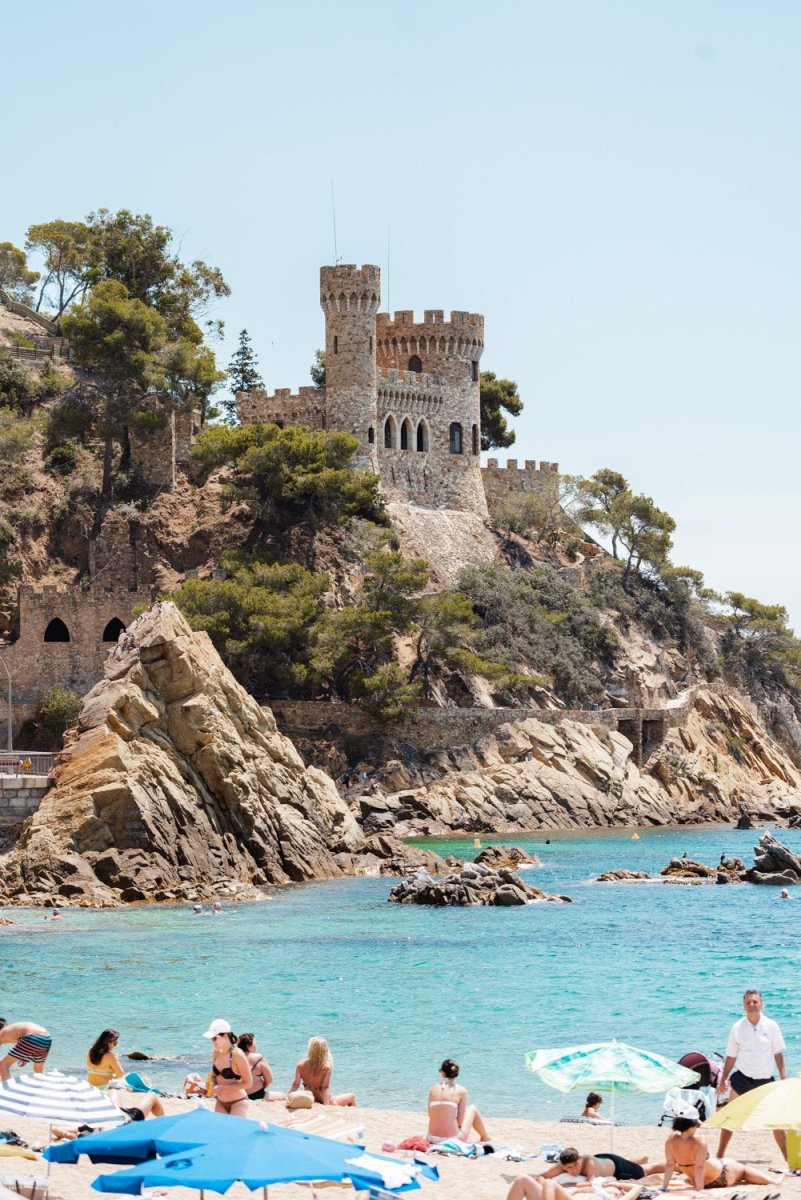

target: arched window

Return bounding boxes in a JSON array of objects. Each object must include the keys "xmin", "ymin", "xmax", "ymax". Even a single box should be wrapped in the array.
[
  {"xmin": 449, "ymin": 422, "xmax": 463, "ymax": 454},
  {"xmin": 400, "ymin": 417, "xmax": 413, "ymax": 450},
  {"xmin": 102, "ymin": 617, "xmax": 126, "ymax": 643},
  {"xmin": 384, "ymin": 416, "xmax": 396, "ymax": 448},
  {"xmin": 408, "ymin": 355, "xmax": 422, "ymax": 374},
  {"xmin": 44, "ymin": 617, "xmax": 70, "ymax": 643},
  {"xmin": 416, "ymin": 420, "xmax": 429, "ymax": 452},
  {"xmin": 472, "ymin": 424, "xmax": 479, "ymax": 455},
  {"xmin": 368, "ymin": 426, "xmax": 375, "ymax": 444}
]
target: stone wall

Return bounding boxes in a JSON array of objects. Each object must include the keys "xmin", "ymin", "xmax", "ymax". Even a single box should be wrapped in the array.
[
  {"xmin": 0, "ymin": 584, "xmax": 152, "ymax": 735},
  {"xmin": 129, "ymin": 412, "xmax": 176, "ymax": 491},
  {"xmin": 482, "ymin": 458, "xmax": 560, "ymax": 508},
  {"xmin": 236, "ymin": 387, "xmax": 327, "ymax": 429},
  {"xmin": 270, "ymin": 698, "xmax": 685, "ymax": 771},
  {"xmin": 0, "ymin": 776, "xmax": 48, "ymax": 827}
]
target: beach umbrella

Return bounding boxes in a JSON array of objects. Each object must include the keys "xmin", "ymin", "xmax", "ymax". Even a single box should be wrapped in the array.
[
  {"xmin": 0, "ymin": 1072, "xmax": 126, "ymax": 1128},
  {"xmin": 704, "ymin": 1075, "xmax": 801, "ymax": 1167},
  {"xmin": 45, "ymin": 1105, "xmax": 261, "ymax": 1165},
  {"xmin": 92, "ymin": 1122, "xmax": 439, "ymax": 1197},
  {"xmin": 525, "ymin": 1039, "xmax": 700, "ymax": 1145}
]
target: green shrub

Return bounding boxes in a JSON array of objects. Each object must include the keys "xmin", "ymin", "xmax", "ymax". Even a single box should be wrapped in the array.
[
  {"xmin": 44, "ymin": 440, "xmax": 79, "ymax": 475},
  {"xmin": 5, "ymin": 331, "xmax": 35, "ymax": 349},
  {"xmin": 16, "ymin": 687, "xmax": 82, "ymax": 751}
]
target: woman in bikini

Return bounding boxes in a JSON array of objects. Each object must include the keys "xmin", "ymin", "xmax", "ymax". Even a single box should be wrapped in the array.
[
  {"xmin": 290, "ymin": 1036, "xmax": 355, "ymax": 1106},
  {"xmin": 663, "ymin": 1113, "xmax": 776, "ymax": 1190},
  {"xmin": 86, "ymin": 1029, "xmax": 125, "ymax": 1088},
  {"xmin": 238, "ymin": 1032, "xmax": 285, "ymax": 1102},
  {"xmin": 507, "ymin": 1179, "xmax": 643, "ymax": 1200},
  {"xmin": 203, "ymin": 1019, "xmax": 252, "ymax": 1117},
  {"xmin": 427, "ymin": 1057, "xmax": 489, "ymax": 1143}
]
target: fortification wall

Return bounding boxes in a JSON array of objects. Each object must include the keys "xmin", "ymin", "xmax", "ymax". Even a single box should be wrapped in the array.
[
  {"xmin": 236, "ymin": 387, "xmax": 327, "ymax": 430},
  {"xmin": 0, "ymin": 585, "xmax": 152, "ymax": 735},
  {"xmin": 482, "ymin": 458, "xmax": 560, "ymax": 507},
  {"xmin": 129, "ymin": 412, "xmax": 176, "ymax": 491},
  {"xmin": 376, "ymin": 309, "xmax": 484, "ymax": 387}
]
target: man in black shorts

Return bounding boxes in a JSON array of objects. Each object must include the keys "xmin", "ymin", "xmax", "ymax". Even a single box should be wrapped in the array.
[
  {"xmin": 539, "ymin": 1147, "xmax": 657, "ymax": 1182},
  {"xmin": 716, "ymin": 989, "xmax": 786, "ymax": 1159}
]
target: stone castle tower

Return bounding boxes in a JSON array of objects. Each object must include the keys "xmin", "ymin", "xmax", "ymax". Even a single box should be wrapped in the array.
[{"xmin": 238, "ymin": 264, "xmax": 489, "ymax": 515}]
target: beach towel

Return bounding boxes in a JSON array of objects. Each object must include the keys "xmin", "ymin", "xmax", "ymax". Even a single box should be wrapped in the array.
[
  {"xmin": 397, "ymin": 1137, "xmax": 431, "ymax": 1153},
  {"xmin": 122, "ymin": 1073, "xmax": 160, "ymax": 1095},
  {"xmin": 427, "ymin": 1138, "xmax": 480, "ymax": 1158}
]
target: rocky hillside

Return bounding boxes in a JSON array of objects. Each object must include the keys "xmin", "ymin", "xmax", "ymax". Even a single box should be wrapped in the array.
[{"xmin": 0, "ymin": 603, "xmax": 442, "ymax": 906}]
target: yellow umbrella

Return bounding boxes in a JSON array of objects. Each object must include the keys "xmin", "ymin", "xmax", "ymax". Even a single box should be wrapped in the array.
[{"xmin": 704, "ymin": 1074, "xmax": 801, "ymax": 1167}]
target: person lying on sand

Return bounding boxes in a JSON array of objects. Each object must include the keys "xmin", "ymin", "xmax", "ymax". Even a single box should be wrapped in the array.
[
  {"xmin": 539, "ymin": 1148, "xmax": 661, "ymax": 1183},
  {"xmin": 507, "ymin": 1177, "xmax": 644, "ymax": 1200},
  {"xmin": 52, "ymin": 1091, "xmax": 164, "ymax": 1139},
  {"xmin": 663, "ymin": 1110, "xmax": 777, "ymax": 1190}
]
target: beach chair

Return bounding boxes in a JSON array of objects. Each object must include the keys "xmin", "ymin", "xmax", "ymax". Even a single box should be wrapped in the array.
[
  {"xmin": 282, "ymin": 1110, "xmax": 365, "ymax": 1142},
  {"xmin": 0, "ymin": 1178, "xmax": 61, "ymax": 1200}
]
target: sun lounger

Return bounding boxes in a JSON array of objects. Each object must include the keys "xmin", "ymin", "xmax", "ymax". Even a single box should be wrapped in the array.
[
  {"xmin": 282, "ymin": 1111, "xmax": 365, "ymax": 1142},
  {"xmin": 0, "ymin": 1177, "xmax": 63, "ymax": 1200}
]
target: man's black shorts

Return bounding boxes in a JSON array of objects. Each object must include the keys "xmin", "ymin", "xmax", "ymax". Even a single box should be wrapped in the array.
[{"xmin": 729, "ymin": 1069, "xmax": 774, "ymax": 1095}]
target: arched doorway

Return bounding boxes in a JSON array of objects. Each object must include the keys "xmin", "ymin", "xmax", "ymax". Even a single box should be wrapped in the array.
[
  {"xmin": 102, "ymin": 617, "xmax": 126, "ymax": 643},
  {"xmin": 408, "ymin": 355, "xmax": 422, "ymax": 373},
  {"xmin": 44, "ymin": 617, "xmax": 70, "ymax": 642}
]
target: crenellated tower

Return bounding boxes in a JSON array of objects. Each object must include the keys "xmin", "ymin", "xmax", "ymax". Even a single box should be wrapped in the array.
[{"xmin": 320, "ymin": 264, "xmax": 381, "ymax": 467}]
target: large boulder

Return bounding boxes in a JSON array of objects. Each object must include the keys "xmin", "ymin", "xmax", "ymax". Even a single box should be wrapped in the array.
[
  {"xmin": 0, "ymin": 603, "xmax": 370, "ymax": 906},
  {"xmin": 388, "ymin": 864, "xmax": 570, "ymax": 907}
]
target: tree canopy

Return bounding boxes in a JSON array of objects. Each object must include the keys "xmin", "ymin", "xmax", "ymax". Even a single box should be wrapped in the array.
[
  {"xmin": 222, "ymin": 329, "xmax": 263, "ymax": 424},
  {"xmin": 0, "ymin": 242, "xmax": 39, "ymax": 300},
  {"xmin": 479, "ymin": 371, "xmax": 523, "ymax": 450}
]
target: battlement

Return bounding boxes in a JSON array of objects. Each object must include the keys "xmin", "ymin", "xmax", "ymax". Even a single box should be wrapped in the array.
[
  {"xmin": 17, "ymin": 582, "xmax": 152, "ymax": 609},
  {"xmin": 237, "ymin": 387, "xmax": 326, "ymax": 430},
  {"xmin": 376, "ymin": 310, "xmax": 484, "ymax": 341},
  {"xmin": 320, "ymin": 264, "xmax": 381, "ymax": 313},
  {"xmin": 484, "ymin": 458, "xmax": 559, "ymax": 474}
]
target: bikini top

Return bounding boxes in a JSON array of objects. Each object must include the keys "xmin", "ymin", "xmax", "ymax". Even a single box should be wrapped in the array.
[{"xmin": 212, "ymin": 1055, "xmax": 242, "ymax": 1082}]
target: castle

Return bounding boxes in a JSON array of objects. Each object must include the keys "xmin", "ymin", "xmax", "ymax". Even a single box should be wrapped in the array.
[
  {"xmin": 237, "ymin": 265, "xmax": 559, "ymax": 516},
  {"xmin": 0, "ymin": 264, "xmax": 559, "ymax": 741}
]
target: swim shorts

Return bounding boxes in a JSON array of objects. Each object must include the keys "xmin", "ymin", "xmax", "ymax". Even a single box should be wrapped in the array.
[
  {"xmin": 595, "ymin": 1154, "xmax": 645, "ymax": 1181},
  {"xmin": 729, "ymin": 1069, "xmax": 773, "ymax": 1095},
  {"xmin": 8, "ymin": 1034, "xmax": 52, "ymax": 1064}
]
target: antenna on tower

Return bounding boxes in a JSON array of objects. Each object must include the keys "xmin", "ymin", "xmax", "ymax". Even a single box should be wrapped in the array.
[
  {"xmin": 330, "ymin": 182, "xmax": 340, "ymax": 264},
  {"xmin": 386, "ymin": 225, "xmax": 391, "ymax": 313}
]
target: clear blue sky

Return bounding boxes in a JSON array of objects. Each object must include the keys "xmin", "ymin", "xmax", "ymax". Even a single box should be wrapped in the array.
[{"xmin": 4, "ymin": 0, "xmax": 799, "ymax": 630}]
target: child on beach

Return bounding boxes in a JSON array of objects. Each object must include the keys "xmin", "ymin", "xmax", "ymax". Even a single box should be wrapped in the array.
[{"xmin": 290, "ymin": 1036, "xmax": 355, "ymax": 1106}]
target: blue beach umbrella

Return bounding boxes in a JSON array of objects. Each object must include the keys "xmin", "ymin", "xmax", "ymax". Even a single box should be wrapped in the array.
[
  {"xmin": 525, "ymin": 1039, "xmax": 700, "ymax": 1145},
  {"xmin": 92, "ymin": 1122, "xmax": 438, "ymax": 1196},
  {"xmin": 45, "ymin": 1106, "xmax": 261, "ymax": 1165}
]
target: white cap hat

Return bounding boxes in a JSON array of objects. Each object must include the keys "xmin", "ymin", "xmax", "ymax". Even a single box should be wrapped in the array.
[{"xmin": 203, "ymin": 1018, "xmax": 233, "ymax": 1039}]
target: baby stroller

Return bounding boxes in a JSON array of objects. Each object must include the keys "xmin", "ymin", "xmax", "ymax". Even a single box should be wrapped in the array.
[{"xmin": 658, "ymin": 1051, "xmax": 721, "ymax": 1125}]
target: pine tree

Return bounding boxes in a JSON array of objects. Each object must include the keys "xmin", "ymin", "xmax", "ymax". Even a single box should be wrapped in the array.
[{"xmin": 223, "ymin": 329, "xmax": 263, "ymax": 424}]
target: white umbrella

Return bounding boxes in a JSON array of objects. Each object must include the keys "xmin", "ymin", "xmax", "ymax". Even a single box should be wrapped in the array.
[{"xmin": 0, "ymin": 1072, "xmax": 126, "ymax": 1127}]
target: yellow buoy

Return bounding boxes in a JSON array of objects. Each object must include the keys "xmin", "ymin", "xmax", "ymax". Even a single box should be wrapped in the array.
[{"xmin": 631, "ymin": 832, "xmax": 640, "ymax": 840}]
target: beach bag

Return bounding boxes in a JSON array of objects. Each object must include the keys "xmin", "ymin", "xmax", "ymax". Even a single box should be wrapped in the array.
[{"xmin": 286, "ymin": 1088, "xmax": 314, "ymax": 1110}]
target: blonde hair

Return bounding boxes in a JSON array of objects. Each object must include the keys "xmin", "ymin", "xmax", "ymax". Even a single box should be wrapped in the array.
[{"xmin": 307, "ymin": 1036, "xmax": 332, "ymax": 1075}]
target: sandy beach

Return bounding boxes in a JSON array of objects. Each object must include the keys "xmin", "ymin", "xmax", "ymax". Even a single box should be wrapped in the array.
[{"xmin": 1, "ymin": 1097, "xmax": 793, "ymax": 1200}]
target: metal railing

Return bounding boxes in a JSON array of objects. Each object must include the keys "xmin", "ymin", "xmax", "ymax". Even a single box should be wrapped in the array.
[{"xmin": 0, "ymin": 753, "xmax": 55, "ymax": 777}]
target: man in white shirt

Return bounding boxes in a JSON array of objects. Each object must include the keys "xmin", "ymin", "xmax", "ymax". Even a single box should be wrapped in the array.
[{"xmin": 716, "ymin": 989, "xmax": 786, "ymax": 1159}]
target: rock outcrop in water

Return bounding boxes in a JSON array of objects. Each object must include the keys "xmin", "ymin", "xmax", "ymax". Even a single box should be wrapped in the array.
[
  {"xmin": 388, "ymin": 863, "xmax": 570, "ymax": 907},
  {"xmin": 0, "ymin": 603, "xmax": 435, "ymax": 907}
]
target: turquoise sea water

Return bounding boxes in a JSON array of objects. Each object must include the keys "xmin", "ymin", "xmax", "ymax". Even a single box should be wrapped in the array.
[{"xmin": 3, "ymin": 824, "xmax": 799, "ymax": 1123}]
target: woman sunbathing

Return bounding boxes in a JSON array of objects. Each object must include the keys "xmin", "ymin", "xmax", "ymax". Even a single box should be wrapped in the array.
[
  {"xmin": 86, "ymin": 1029, "xmax": 124, "ymax": 1088},
  {"xmin": 663, "ymin": 1113, "xmax": 776, "ymax": 1190},
  {"xmin": 290, "ymin": 1036, "xmax": 355, "ymax": 1106},
  {"xmin": 238, "ymin": 1032, "xmax": 285, "ymax": 1102},
  {"xmin": 507, "ymin": 1178, "xmax": 643, "ymax": 1200},
  {"xmin": 427, "ymin": 1057, "xmax": 489, "ymax": 1144}
]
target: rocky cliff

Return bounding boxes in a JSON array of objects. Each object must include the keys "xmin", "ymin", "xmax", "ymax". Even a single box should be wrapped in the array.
[
  {"xmin": 0, "ymin": 603, "xmax": 408, "ymax": 906},
  {"xmin": 354, "ymin": 687, "xmax": 801, "ymax": 836}
]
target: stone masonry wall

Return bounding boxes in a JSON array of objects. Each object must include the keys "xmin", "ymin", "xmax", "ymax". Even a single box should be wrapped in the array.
[
  {"xmin": 482, "ymin": 458, "xmax": 560, "ymax": 508},
  {"xmin": 0, "ymin": 584, "xmax": 152, "ymax": 736},
  {"xmin": 129, "ymin": 412, "xmax": 176, "ymax": 491},
  {"xmin": 236, "ymin": 386, "xmax": 326, "ymax": 429}
]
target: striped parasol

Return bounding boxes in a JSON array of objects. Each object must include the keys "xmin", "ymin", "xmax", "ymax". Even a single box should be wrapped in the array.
[{"xmin": 0, "ymin": 1071, "xmax": 127, "ymax": 1126}]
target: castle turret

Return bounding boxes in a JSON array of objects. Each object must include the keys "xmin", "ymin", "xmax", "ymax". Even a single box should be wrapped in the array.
[{"xmin": 320, "ymin": 264, "xmax": 381, "ymax": 467}]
